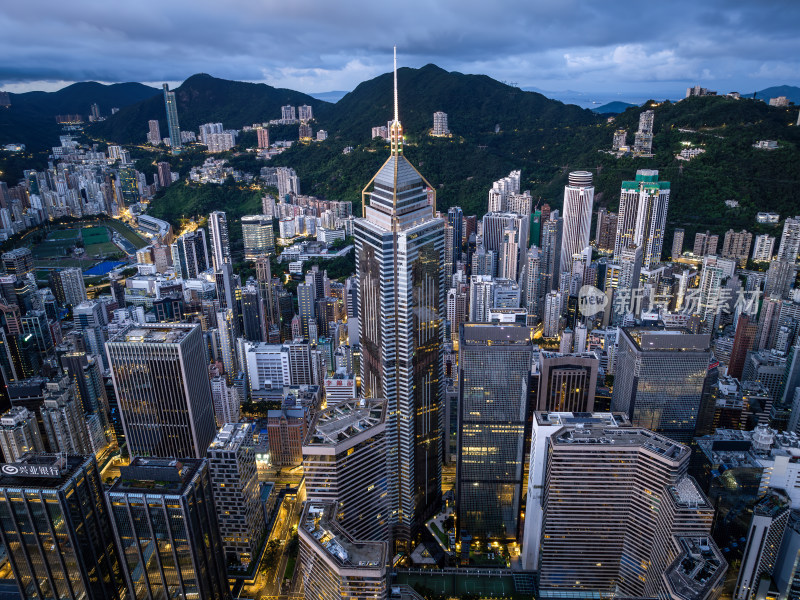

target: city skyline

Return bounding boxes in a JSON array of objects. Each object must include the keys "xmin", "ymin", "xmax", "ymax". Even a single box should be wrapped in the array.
[
  {"xmin": 1, "ymin": 1, "xmax": 799, "ymax": 98},
  {"xmin": 0, "ymin": 28, "xmax": 797, "ymax": 600}
]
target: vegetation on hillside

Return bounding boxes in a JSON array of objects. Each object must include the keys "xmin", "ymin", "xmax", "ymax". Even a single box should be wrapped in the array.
[
  {"xmin": 89, "ymin": 73, "xmax": 329, "ymax": 145},
  {"xmin": 0, "ymin": 81, "xmax": 160, "ymax": 151},
  {"xmin": 147, "ymin": 179, "xmax": 263, "ymax": 259}
]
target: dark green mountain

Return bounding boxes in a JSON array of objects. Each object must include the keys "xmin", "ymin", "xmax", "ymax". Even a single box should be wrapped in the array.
[
  {"xmin": 323, "ymin": 64, "xmax": 598, "ymax": 141},
  {"xmin": 88, "ymin": 74, "xmax": 330, "ymax": 145},
  {"xmin": 592, "ymin": 101, "xmax": 635, "ymax": 114},
  {"xmin": 0, "ymin": 81, "xmax": 160, "ymax": 150},
  {"xmin": 750, "ymin": 85, "xmax": 800, "ymax": 104},
  {"xmin": 265, "ymin": 94, "xmax": 800, "ymax": 246}
]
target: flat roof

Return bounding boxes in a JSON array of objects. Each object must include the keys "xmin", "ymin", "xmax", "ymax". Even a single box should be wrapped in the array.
[
  {"xmin": 664, "ymin": 536, "xmax": 727, "ymax": 600},
  {"xmin": 535, "ymin": 411, "xmax": 630, "ymax": 428},
  {"xmin": 669, "ymin": 476, "xmax": 712, "ymax": 509},
  {"xmin": 109, "ymin": 457, "xmax": 202, "ymax": 495},
  {"xmin": 305, "ymin": 398, "xmax": 385, "ymax": 446},
  {"xmin": 549, "ymin": 423, "xmax": 689, "ymax": 460},
  {"xmin": 109, "ymin": 324, "xmax": 195, "ymax": 345},
  {"xmin": 208, "ymin": 422, "xmax": 253, "ymax": 452},
  {"xmin": 300, "ymin": 501, "xmax": 386, "ymax": 567},
  {"xmin": 0, "ymin": 454, "xmax": 91, "ymax": 490}
]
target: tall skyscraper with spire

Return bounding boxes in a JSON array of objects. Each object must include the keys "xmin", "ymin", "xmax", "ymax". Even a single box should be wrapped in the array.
[
  {"xmin": 355, "ymin": 48, "xmax": 445, "ymax": 549},
  {"xmin": 162, "ymin": 83, "xmax": 182, "ymax": 152}
]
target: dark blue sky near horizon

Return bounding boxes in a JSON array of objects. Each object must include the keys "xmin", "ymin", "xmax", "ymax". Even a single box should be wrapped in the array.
[{"xmin": 1, "ymin": 0, "xmax": 798, "ymax": 98}]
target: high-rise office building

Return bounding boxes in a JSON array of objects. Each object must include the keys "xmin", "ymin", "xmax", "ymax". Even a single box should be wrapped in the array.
[
  {"xmin": 777, "ymin": 216, "xmax": 800, "ymax": 262},
  {"xmin": 303, "ymin": 398, "xmax": 389, "ymax": 541},
  {"xmin": 536, "ymin": 351, "xmax": 598, "ymax": 412},
  {"xmin": 355, "ymin": 50, "xmax": 444, "ymax": 547},
  {"xmin": 612, "ymin": 327, "xmax": 711, "ymax": 443},
  {"xmin": 162, "ymin": 83, "xmax": 182, "ymax": 151},
  {"xmin": 106, "ymin": 324, "xmax": 217, "ymax": 459},
  {"xmin": 432, "ymin": 111, "xmax": 450, "ymax": 136},
  {"xmin": 672, "ymin": 227, "xmax": 685, "ymax": 259},
  {"xmin": 0, "ymin": 406, "xmax": 43, "ymax": 461},
  {"xmin": 614, "ymin": 169, "xmax": 670, "ymax": 269},
  {"xmin": 299, "ymin": 501, "xmax": 389, "ymax": 600},
  {"xmin": 208, "ymin": 210, "xmax": 231, "ymax": 270},
  {"xmin": 523, "ymin": 412, "xmax": 724, "ymax": 598},
  {"xmin": 560, "ymin": 171, "xmax": 594, "ymax": 273},
  {"xmin": 457, "ymin": 323, "xmax": 533, "ymax": 541},
  {"xmin": 207, "ymin": 422, "xmax": 265, "ymax": 567},
  {"xmin": 241, "ymin": 215, "xmax": 275, "ymax": 260},
  {"xmin": 107, "ymin": 457, "xmax": 229, "ymax": 600},
  {"xmin": 148, "ymin": 119, "xmax": 161, "ymax": 144},
  {"xmin": 0, "ymin": 454, "xmax": 128, "ymax": 600},
  {"xmin": 735, "ymin": 491, "xmax": 791, "ymax": 600}
]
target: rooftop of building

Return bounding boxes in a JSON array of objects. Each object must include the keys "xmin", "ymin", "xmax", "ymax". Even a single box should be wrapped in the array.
[
  {"xmin": 0, "ymin": 453, "xmax": 92, "ymax": 490},
  {"xmin": 208, "ymin": 422, "xmax": 253, "ymax": 452},
  {"xmin": 300, "ymin": 501, "xmax": 386, "ymax": 568},
  {"xmin": 535, "ymin": 411, "xmax": 630, "ymax": 428},
  {"xmin": 696, "ymin": 426, "xmax": 800, "ymax": 469},
  {"xmin": 305, "ymin": 398, "xmax": 386, "ymax": 447},
  {"xmin": 460, "ymin": 322, "xmax": 533, "ymax": 345},
  {"xmin": 668, "ymin": 476, "xmax": 712, "ymax": 510},
  {"xmin": 550, "ymin": 423, "xmax": 689, "ymax": 460},
  {"xmin": 754, "ymin": 489, "xmax": 790, "ymax": 518},
  {"xmin": 663, "ymin": 536, "xmax": 727, "ymax": 600},
  {"xmin": 622, "ymin": 326, "xmax": 710, "ymax": 352},
  {"xmin": 109, "ymin": 323, "xmax": 195, "ymax": 345},
  {"xmin": 0, "ymin": 406, "xmax": 34, "ymax": 426},
  {"xmin": 109, "ymin": 457, "xmax": 202, "ymax": 495}
]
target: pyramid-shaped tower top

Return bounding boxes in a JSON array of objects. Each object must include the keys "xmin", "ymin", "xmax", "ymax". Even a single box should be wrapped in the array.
[{"xmin": 361, "ymin": 47, "xmax": 436, "ymax": 232}]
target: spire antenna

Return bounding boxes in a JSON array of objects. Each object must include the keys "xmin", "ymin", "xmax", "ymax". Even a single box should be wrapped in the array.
[{"xmin": 393, "ymin": 45, "xmax": 399, "ymax": 124}]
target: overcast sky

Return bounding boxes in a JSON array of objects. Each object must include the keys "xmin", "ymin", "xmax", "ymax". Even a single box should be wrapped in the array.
[{"xmin": 1, "ymin": 0, "xmax": 798, "ymax": 96}]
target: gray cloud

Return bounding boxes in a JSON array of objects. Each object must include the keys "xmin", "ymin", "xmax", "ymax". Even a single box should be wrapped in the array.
[{"xmin": 1, "ymin": 0, "xmax": 798, "ymax": 94}]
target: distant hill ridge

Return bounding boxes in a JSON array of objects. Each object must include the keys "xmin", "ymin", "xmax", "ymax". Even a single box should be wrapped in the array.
[{"xmin": 0, "ymin": 81, "xmax": 161, "ymax": 150}]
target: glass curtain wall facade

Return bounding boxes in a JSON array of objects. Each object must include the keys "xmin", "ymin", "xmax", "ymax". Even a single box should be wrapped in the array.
[{"xmin": 456, "ymin": 323, "xmax": 533, "ymax": 541}]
